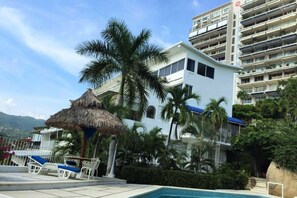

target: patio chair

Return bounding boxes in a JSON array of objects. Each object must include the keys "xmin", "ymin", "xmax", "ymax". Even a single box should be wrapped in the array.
[
  {"xmin": 28, "ymin": 155, "xmax": 81, "ymax": 179},
  {"xmin": 57, "ymin": 165, "xmax": 81, "ymax": 179},
  {"xmin": 80, "ymin": 158, "xmax": 100, "ymax": 180},
  {"xmin": 27, "ymin": 155, "xmax": 60, "ymax": 174}
]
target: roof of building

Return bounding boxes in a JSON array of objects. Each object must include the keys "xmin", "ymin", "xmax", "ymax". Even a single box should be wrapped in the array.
[
  {"xmin": 163, "ymin": 41, "xmax": 241, "ymax": 71},
  {"xmin": 186, "ymin": 105, "xmax": 245, "ymax": 126}
]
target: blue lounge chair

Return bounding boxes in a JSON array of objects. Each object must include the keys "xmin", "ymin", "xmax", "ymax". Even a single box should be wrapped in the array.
[
  {"xmin": 57, "ymin": 165, "xmax": 81, "ymax": 179},
  {"xmin": 28, "ymin": 156, "xmax": 81, "ymax": 179}
]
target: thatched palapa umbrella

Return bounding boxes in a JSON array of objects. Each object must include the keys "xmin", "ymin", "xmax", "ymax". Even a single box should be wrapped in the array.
[{"xmin": 45, "ymin": 89, "xmax": 125, "ymax": 158}]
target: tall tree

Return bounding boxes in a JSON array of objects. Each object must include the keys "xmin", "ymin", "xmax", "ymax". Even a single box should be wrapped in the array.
[
  {"xmin": 203, "ymin": 97, "xmax": 228, "ymax": 133},
  {"xmin": 161, "ymin": 86, "xmax": 200, "ymax": 147},
  {"xmin": 76, "ymin": 18, "xmax": 168, "ymax": 175},
  {"xmin": 76, "ymin": 18, "xmax": 168, "ymax": 114},
  {"xmin": 278, "ymin": 78, "xmax": 297, "ymax": 122},
  {"xmin": 203, "ymin": 97, "xmax": 228, "ymax": 164},
  {"xmin": 181, "ymin": 117, "xmax": 215, "ymax": 173}
]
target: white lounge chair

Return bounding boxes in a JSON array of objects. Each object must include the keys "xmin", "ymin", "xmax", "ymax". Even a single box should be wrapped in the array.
[
  {"xmin": 57, "ymin": 164, "xmax": 81, "ymax": 179},
  {"xmin": 28, "ymin": 156, "xmax": 81, "ymax": 179},
  {"xmin": 27, "ymin": 156, "xmax": 60, "ymax": 174}
]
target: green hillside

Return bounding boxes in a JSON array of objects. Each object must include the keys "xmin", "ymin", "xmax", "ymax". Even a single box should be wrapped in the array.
[{"xmin": 0, "ymin": 112, "xmax": 45, "ymax": 138}]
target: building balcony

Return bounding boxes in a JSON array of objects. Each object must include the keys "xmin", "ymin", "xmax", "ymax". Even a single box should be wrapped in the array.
[
  {"xmin": 203, "ymin": 43, "xmax": 226, "ymax": 54},
  {"xmin": 241, "ymin": 0, "xmax": 266, "ymax": 11},
  {"xmin": 192, "ymin": 34, "xmax": 227, "ymax": 49},
  {"xmin": 239, "ymin": 38, "xmax": 297, "ymax": 58},
  {"xmin": 241, "ymin": 32, "xmax": 297, "ymax": 52},
  {"xmin": 241, "ymin": 11, "xmax": 297, "ymax": 35},
  {"xmin": 241, "ymin": 21, "xmax": 296, "ymax": 45},
  {"xmin": 239, "ymin": 63, "xmax": 297, "ymax": 78},
  {"xmin": 189, "ymin": 20, "xmax": 227, "ymax": 40},
  {"xmin": 241, "ymin": 0, "xmax": 281, "ymax": 18},
  {"xmin": 241, "ymin": 2, "xmax": 296, "ymax": 27}
]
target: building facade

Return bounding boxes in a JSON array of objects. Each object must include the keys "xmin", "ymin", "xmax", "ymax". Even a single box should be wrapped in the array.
[
  {"xmin": 94, "ymin": 41, "xmax": 243, "ymax": 165},
  {"xmin": 238, "ymin": 0, "xmax": 297, "ymax": 104},
  {"xmin": 189, "ymin": 0, "xmax": 297, "ymax": 105}
]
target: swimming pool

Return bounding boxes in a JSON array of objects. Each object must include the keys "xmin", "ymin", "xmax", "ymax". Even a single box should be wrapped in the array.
[{"xmin": 132, "ymin": 187, "xmax": 268, "ymax": 198}]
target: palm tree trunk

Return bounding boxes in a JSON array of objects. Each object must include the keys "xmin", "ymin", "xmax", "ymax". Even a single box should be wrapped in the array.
[
  {"xmin": 174, "ymin": 121, "xmax": 179, "ymax": 140},
  {"xmin": 166, "ymin": 109, "xmax": 177, "ymax": 147}
]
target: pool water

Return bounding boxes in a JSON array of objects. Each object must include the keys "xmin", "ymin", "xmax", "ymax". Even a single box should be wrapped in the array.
[{"xmin": 132, "ymin": 188, "xmax": 267, "ymax": 198}]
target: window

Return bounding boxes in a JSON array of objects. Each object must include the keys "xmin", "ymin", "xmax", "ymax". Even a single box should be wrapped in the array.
[
  {"xmin": 153, "ymin": 71, "xmax": 158, "ymax": 76},
  {"xmin": 198, "ymin": 62, "xmax": 206, "ymax": 76},
  {"xmin": 198, "ymin": 62, "xmax": 215, "ymax": 79},
  {"xmin": 254, "ymin": 76, "xmax": 264, "ymax": 82},
  {"xmin": 159, "ymin": 59, "xmax": 185, "ymax": 77},
  {"xmin": 187, "ymin": 58, "xmax": 195, "ymax": 72},
  {"xmin": 171, "ymin": 62, "xmax": 178, "ymax": 73},
  {"xmin": 206, "ymin": 66, "xmax": 215, "ymax": 79},
  {"xmin": 241, "ymin": 78, "xmax": 250, "ymax": 84},
  {"xmin": 178, "ymin": 59, "xmax": 185, "ymax": 71},
  {"xmin": 185, "ymin": 84, "xmax": 193, "ymax": 97},
  {"xmin": 146, "ymin": 106, "xmax": 156, "ymax": 119},
  {"xmin": 212, "ymin": 11, "xmax": 220, "ymax": 18}
]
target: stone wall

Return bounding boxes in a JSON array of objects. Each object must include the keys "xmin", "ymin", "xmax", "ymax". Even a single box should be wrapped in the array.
[{"xmin": 266, "ymin": 162, "xmax": 297, "ymax": 198}]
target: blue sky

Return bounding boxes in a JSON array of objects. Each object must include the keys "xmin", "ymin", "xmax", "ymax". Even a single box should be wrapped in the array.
[{"xmin": 0, "ymin": 0, "xmax": 228, "ymax": 119}]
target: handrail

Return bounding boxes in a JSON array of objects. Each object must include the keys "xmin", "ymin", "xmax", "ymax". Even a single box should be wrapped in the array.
[{"xmin": 267, "ymin": 181, "xmax": 284, "ymax": 198}]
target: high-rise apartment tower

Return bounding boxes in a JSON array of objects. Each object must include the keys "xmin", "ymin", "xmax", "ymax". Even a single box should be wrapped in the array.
[{"xmin": 189, "ymin": 0, "xmax": 297, "ymax": 105}]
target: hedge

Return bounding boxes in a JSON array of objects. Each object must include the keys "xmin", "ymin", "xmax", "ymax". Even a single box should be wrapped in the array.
[{"xmin": 121, "ymin": 166, "xmax": 248, "ymax": 190}]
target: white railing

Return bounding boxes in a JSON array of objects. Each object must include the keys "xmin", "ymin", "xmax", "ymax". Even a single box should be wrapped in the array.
[{"xmin": 267, "ymin": 182, "xmax": 284, "ymax": 198}]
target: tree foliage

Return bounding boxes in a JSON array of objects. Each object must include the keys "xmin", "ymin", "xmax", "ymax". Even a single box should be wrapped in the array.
[
  {"xmin": 76, "ymin": 18, "xmax": 168, "ymax": 115},
  {"xmin": 161, "ymin": 86, "xmax": 200, "ymax": 146}
]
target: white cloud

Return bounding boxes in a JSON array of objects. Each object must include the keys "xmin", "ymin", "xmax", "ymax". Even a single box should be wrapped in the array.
[
  {"xmin": 0, "ymin": 7, "xmax": 89, "ymax": 76},
  {"xmin": 192, "ymin": 0, "xmax": 200, "ymax": 7},
  {"xmin": 152, "ymin": 36, "xmax": 174, "ymax": 49},
  {"xmin": 5, "ymin": 98, "xmax": 16, "ymax": 106}
]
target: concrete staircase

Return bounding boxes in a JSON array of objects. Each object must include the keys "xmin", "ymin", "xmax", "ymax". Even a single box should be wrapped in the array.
[{"xmin": 250, "ymin": 177, "xmax": 267, "ymax": 195}]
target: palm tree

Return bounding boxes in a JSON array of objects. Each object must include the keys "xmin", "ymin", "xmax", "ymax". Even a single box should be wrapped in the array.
[
  {"xmin": 237, "ymin": 90, "xmax": 250, "ymax": 105},
  {"xmin": 203, "ymin": 97, "xmax": 228, "ymax": 165},
  {"xmin": 76, "ymin": 18, "xmax": 168, "ymax": 114},
  {"xmin": 76, "ymin": 18, "xmax": 168, "ymax": 175},
  {"xmin": 181, "ymin": 117, "xmax": 215, "ymax": 173},
  {"xmin": 161, "ymin": 86, "xmax": 200, "ymax": 147}
]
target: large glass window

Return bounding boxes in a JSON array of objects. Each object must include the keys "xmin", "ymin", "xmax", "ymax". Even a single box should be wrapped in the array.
[
  {"xmin": 187, "ymin": 58, "xmax": 195, "ymax": 72},
  {"xmin": 198, "ymin": 63, "xmax": 206, "ymax": 76},
  {"xmin": 178, "ymin": 59, "xmax": 185, "ymax": 71},
  {"xmin": 206, "ymin": 66, "xmax": 215, "ymax": 79},
  {"xmin": 158, "ymin": 59, "xmax": 185, "ymax": 77}
]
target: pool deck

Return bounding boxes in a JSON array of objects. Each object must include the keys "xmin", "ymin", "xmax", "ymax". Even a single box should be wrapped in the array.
[{"xmin": 0, "ymin": 169, "xmax": 276, "ymax": 198}]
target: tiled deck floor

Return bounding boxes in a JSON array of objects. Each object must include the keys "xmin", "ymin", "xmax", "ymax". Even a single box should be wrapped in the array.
[
  {"xmin": 0, "ymin": 184, "xmax": 160, "ymax": 198},
  {"xmin": 0, "ymin": 172, "xmax": 274, "ymax": 198}
]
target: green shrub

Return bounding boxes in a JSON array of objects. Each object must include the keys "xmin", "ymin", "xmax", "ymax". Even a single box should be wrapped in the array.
[{"xmin": 121, "ymin": 166, "xmax": 248, "ymax": 190}]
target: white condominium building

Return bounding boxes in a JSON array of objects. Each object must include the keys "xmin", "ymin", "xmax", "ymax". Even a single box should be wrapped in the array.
[
  {"xmin": 94, "ymin": 42, "xmax": 243, "ymax": 165},
  {"xmin": 238, "ymin": 0, "xmax": 297, "ymax": 104},
  {"xmin": 189, "ymin": 0, "xmax": 297, "ymax": 105}
]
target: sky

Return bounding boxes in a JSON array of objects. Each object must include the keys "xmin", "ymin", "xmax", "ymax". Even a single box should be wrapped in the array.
[{"xmin": 0, "ymin": 0, "xmax": 229, "ymax": 120}]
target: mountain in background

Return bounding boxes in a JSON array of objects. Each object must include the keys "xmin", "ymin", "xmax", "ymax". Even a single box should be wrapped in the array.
[{"xmin": 0, "ymin": 112, "xmax": 45, "ymax": 138}]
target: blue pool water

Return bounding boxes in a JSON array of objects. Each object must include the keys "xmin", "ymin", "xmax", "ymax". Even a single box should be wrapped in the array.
[{"xmin": 132, "ymin": 188, "xmax": 268, "ymax": 198}]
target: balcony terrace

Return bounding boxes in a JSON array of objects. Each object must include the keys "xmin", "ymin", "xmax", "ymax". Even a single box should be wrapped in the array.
[
  {"xmin": 241, "ymin": 11, "xmax": 297, "ymax": 36},
  {"xmin": 241, "ymin": 2, "xmax": 296, "ymax": 27}
]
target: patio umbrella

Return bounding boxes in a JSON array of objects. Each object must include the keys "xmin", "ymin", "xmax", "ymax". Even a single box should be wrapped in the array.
[{"xmin": 45, "ymin": 89, "xmax": 125, "ymax": 158}]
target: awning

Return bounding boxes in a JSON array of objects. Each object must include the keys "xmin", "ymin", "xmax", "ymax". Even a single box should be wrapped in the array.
[{"xmin": 186, "ymin": 105, "xmax": 245, "ymax": 126}]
